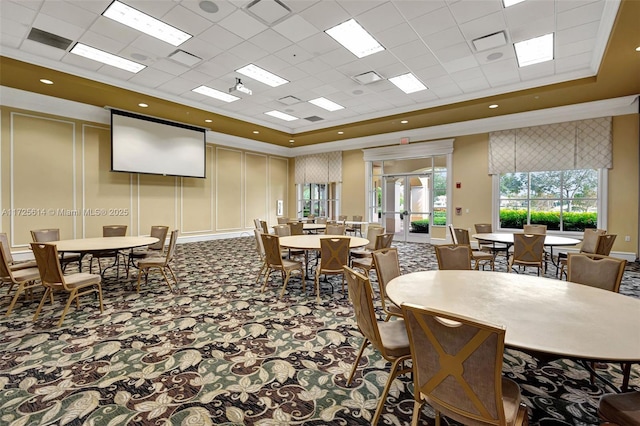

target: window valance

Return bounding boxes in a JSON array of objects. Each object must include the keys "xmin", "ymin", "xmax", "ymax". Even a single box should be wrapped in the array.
[
  {"xmin": 295, "ymin": 151, "xmax": 342, "ymax": 184},
  {"xmin": 488, "ymin": 117, "xmax": 612, "ymax": 174}
]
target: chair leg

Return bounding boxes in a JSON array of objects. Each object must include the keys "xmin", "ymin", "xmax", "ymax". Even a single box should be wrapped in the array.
[
  {"xmin": 5, "ymin": 282, "xmax": 26, "ymax": 316},
  {"xmin": 372, "ymin": 357, "xmax": 407, "ymax": 426},
  {"xmin": 57, "ymin": 289, "xmax": 78, "ymax": 327},
  {"xmin": 411, "ymin": 400, "xmax": 424, "ymax": 426},
  {"xmin": 261, "ymin": 268, "xmax": 273, "ymax": 293},
  {"xmin": 279, "ymin": 271, "xmax": 291, "ymax": 299},
  {"xmin": 33, "ymin": 288, "xmax": 51, "ymax": 321},
  {"xmin": 315, "ymin": 272, "xmax": 321, "ymax": 302},
  {"xmin": 166, "ymin": 265, "xmax": 178, "ymax": 285},
  {"xmin": 96, "ymin": 284, "xmax": 104, "ymax": 313},
  {"xmin": 136, "ymin": 268, "xmax": 146, "ymax": 293},
  {"xmin": 347, "ymin": 339, "xmax": 369, "ymax": 385}
]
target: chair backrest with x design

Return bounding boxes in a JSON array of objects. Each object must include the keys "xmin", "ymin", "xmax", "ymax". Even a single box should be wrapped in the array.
[
  {"xmin": 319, "ymin": 237, "xmax": 350, "ymax": 273},
  {"xmin": 402, "ymin": 303, "xmax": 508, "ymax": 424},
  {"xmin": 375, "ymin": 233, "xmax": 394, "ymax": 250},
  {"xmin": 261, "ymin": 234, "xmax": 284, "ymax": 268},
  {"xmin": 512, "ymin": 233, "xmax": 545, "ymax": 263}
]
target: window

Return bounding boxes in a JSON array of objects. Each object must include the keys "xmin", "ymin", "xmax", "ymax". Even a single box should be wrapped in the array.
[
  {"xmin": 498, "ymin": 169, "xmax": 600, "ymax": 231},
  {"xmin": 298, "ymin": 183, "xmax": 338, "ymax": 218}
]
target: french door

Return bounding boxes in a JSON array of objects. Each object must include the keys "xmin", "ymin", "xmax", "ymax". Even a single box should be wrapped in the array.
[{"xmin": 382, "ymin": 174, "xmax": 432, "ymax": 243}]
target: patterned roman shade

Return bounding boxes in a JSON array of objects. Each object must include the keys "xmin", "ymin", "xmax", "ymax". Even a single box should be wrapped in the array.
[
  {"xmin": 295, "ymin": 152, "xmax": 342, "ymax": 184},
  {"xmin": 488, "ymin": 117, "xmax": 612, "ymax": 174}
]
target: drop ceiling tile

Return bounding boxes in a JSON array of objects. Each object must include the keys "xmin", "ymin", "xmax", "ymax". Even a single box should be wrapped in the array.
[
  {"xmin": 0, "ymin": 33, "xmax": 23, "ymax": 49},
  {"xmin": 249, "ymin": 29, "xmax": 292, "ymax": 53},
  {"xmin": 358, "ymin": 49, "xmax": 398, "ymax": 70},
  {"xmin": 391, "ymin": 39, "xmax": 434, "ymax": 61},
  {"xmin": 151, "ymin": 58, "xmax": 192, "ymax": 77},
  {"xmin": 474, "ymin": 44, "xmax": 515, "ymax": 65},
  {"xmin": 66, "ymin": 0, "xmax": 110, "ymax": 14},
  {"xmin": 218, "ymin": 9, "xmax": 268, "ymax": 39},
  {"xmin": 338, "ymin": 0, "xmax": 384, "ymax": 16},
  {"xmin": 377, "ymin": 23, "xmax": 419, "ymax": 49},
  {"xmin": 441, "ymin": 55, "xmax": 479, "ymax": 73},
  {"xmin": 518, "ymin": 60, "xmax": 555, "ymax": 81},
  {"xmin": 32, "ymin": 13, "xmax": 84, "ymax": 41},
  {"xmin": 91, "ymin": 16, "xmax": 140, "ymax": 45},
  {"xmin": 424, "ymin": 26, "xmax": 466, "ymax": 51},
  {"xmin": 481, "ymin": 59, "xmax": 520, "ymax": 86},
  {"xmin": 162, "ymin": 5, "xmax": 213, "ymax": 37},
  {"xmin": 402, "ymin": 52, "xmax": 440, "ymax": 71},
  {"xmin": 179, "ymin": 37, "xmax": 222, "ymax": 62},
  {"xmin": 556, "ymin": 0, "xmax": 601, "ymax": 14},
  {"xmin": 358, "ymin": 2, "xmax": 405, "ymax": 33},
  {"xmin": 298, "ymin": 1, "xmax": 350, "ymax": 31},
  {"xmin": 255, "ymin": 54, "xmax": 293, "ymax": 74},
  {"xmin": 296, "ymin": 32, "xmax": 338, "ymax": 56},
  {"xmin": 61, "ymin": 51, "xmax": 103, "ymax": 71},
  {"xmin": 273, "ymin": 14, "xmax": 319, "ymax": 43},
  {"xmin": 509, "ymin": 16, "xmax": 554, "ymax": 43},
  {"xmin": 179, "ymin": 0, "xmax": 238, "ymax": 23},
  {"xmin": 430, "ymin": 82, "xmax": 464, "ymax": 98},
  {"xmin": 40, "ymin": 0, "xmax": 97, "ymax": 27},
  {"xmin": 96, "ymin": 63, "xmax": 140, "ymax": 81},
  {"xmin": 448, "ymin": 0, "xmax": 502, "ymax": 24},
  {"xmin": 556, "ymin": 21, "xmax": 600, "ymax": 46},
  {"xmin": 129, "ymin": 36, "xmax": 175, "ymax": 58},
  {"xmin": 504, "ymin": 0, "xmax": 554, "ymax": 30},
  {"xmin": 130, "ymin": 67, "xmax": 175, "ymax": 88},
  {"xmin": 434, "ymin": 42, "xmax": 473, "ymax": 63},
  {"xmin": 459, "ymin": 11, "xmax": 506, "ymax": 42},
  {"xmin": 457, "ymin": 75, "xmax": 490, "ymax": 92},
  {"xmin": 557, "ymin": 1, "xmax": 604, "ymax": 30},
  {"xmin": 1, "ymin": 1, "xmax": 37, "ymax": 26},
  {"xmin": 209, "ymin": 51, "xmax": 248, "ymax": 73},
  {"xmin": 394, "ymin": 0, "xmax": 447, "ymax": 20},
  {"xmin": 20, "ymin": 39, "xmax": 67, "ymax": 60},
  {"xmin": 79, "ymin": 30, "xmax": 128, "ymax": 55},
  {"xmin": 198, "ymin": 25, "xmax": 243, "ymax": 51},
  {"xmin": 450, "ymin": 66, "xmax": 485, "ymax": 83},
  {"xmin": 273, "ymin": 45, "xmax": 314, "ymax": 65},
  {"xmin": 157, "ymin": 76, "xmax": 200, "ymax": 95},
  {"xmin": 180, "ymin": 69, "xmax": 213, "ymax": 84},
  {"xmin": 317, "ymin": 47, "xmax": 359, "ymax": 69},
  {"xmin": 233, "ymin": 40, "xmax": 269, "ymax": 62},
  {"xmin": 555, "ymin": 51, "xmax": 592, "ymax": 73},
  {"xmin": 410, "ymin": 7, "xmax": 457, "ymax": 38},
  {"xmin": 555, "ymin": 37, "xmax": 596, "ymax": 59},
  {"xmin": 415, "ymin": 64, "xmax": 449, "ymax": 82},
  {"xmin": 296, "ymin": 58, "xmax": 332, "ymax": 74}
]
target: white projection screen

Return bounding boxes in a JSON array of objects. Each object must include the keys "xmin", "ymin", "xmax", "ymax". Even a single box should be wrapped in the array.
[{"xmin": 111, "ymin": 110, "xmax": 206, "ymax": 178}]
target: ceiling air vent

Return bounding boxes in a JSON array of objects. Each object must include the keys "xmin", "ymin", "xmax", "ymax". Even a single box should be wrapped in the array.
[
  {"xmin": 27, "ymin": 28, "xmax": 73, "ymax": 50},
  {"xmin": 304, "ymin": 116, "xmax": 324, "ymax": 122},
  {"xmin": 245, "ymin": 0, "xmax": 291, "ymax": 26}
]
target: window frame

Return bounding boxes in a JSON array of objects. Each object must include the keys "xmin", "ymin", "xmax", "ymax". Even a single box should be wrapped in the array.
[
  {"xmin": 296, "ymin": 182, "xmax": 340, "ymax": 219},
  {"xmin": 492, "ymin": 168, "xmax": 608, "ymax": 235}
]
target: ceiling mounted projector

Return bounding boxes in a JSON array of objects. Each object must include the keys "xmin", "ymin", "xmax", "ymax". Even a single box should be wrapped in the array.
[{"xmin": 229, "ymin": 78, "xmax": 252, "ymax": 95}]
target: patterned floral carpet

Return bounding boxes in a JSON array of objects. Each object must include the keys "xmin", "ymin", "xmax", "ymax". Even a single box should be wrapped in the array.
[{"xmin": 0, "ymin": 237, "xmax": 637, "ymax": 426}]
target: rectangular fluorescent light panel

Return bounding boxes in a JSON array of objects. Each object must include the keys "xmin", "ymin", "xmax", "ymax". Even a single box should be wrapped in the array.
[
  {"xmin": 309, "ymin": 97, "xmax": 344, "ymax": 112},
  {"xmin": 514, "ymin": 33, "xmax": 554, "ymax": 67},
  {"xmin": 70, "ymin": 43, "xmax": 145, "ymax": 73},
  {"xmin": 503, "ymin": 0, "xmax": 526, "ymax": 7},
  {"xmin": 325, "ymin": 18, "xmax": 384, "ymax": 58},
  {"xmin": 192, "ymin": 85, "xmax": 239, "ymax": 103},
  {"xmin": 236, "ymin": 64, "xmax": 288, "ymax": 87},
  {"xmin": 389, "ymin": 73, "xmax": 427, "ymax": 94},
  {"xmin": 102, "ymin": 0, "xmax": 192, "ymax": 46},
  {"xmin": 265, "ymin": 110, "xmax": 298, "ymax": 121}
]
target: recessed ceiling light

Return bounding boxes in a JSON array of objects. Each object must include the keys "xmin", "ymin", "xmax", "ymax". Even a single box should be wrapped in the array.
[
  {"xmin": 265, "ymin": 110, "xmax": 298, "ymax": 121},
  {"xmin": 308, "ymin": 97, "xmax": 345, "ymax": 112},
  {"xmin": 253, "ymin": 131, "xmax": 260, "ymax": 134},
  {"xmin": 338, "ymin": 131, "xmax": 344, "ymax": 135},
  {"xmin": 636, "ymin": 46, "xmax": 640, "ymax": 52},
  {"xmin": 192, "ymin": 85, "xmax": 239, "ymax": 103},
  {"xmin": 102, "ymin": 0, "xmax": 191, "ymax": 46},
  {"xmin": 325, "ymin": 18, "xmax": 384, "ymax": 58},
  {"xmin": 205, "ymin": 119, "xmax": 213, "ymax": 123},
  {"xmin": 389, "ymin": 73, "xmax": 427, "ymax": 94},
  {"xmin": 503, "ymin": 0, "xmax": 526, "ymax": 7},
  {"xmin": 39, "ymin": 79, "xmax": 53, "ymax": 85},
  {"xmin": 489, "ymin": 104, "xmax": 499, "ymax": 109},
  {"xmin": 138, "ymin": 103, "xmax": 148, "ymax": 107},
  {"xmin": 514, "ymin": 33, "xmax": 554, "ymax": 67},
  {"xmin": 289, "ymin": 139, "xmax": 294, "ymax": 143},
  {"xmin": 400, "ymin": 120, "xmax": 408, "ymax": 124},
  {"xmin": 236, "ymin": 64, "xmax": 288, "ymax": 87},
  {"xmin": 70, "ymin": 43, "xmax": 146, "ymax": 73}
]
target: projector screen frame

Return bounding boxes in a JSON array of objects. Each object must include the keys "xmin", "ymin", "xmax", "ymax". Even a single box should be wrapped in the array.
[{"xmin": 110, "ymin": 109, "xmax": 207, "ymax": 179}]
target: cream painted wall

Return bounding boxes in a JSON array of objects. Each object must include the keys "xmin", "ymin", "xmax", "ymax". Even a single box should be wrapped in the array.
[
  {"xmin": 0, "ymin": 106, "xmax": 289, "ymax": 252},
  {"xmin": 341, "ymin": 149, "xmax": 366, "ymax": 218}
]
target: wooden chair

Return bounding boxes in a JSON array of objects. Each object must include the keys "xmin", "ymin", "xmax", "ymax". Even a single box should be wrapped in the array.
[
  {"xmin": 127, "ymin": 225, "xmax": 169, "ymax": 277},
  {"xmin": 0, "ymin": 243, "xmax": 40, "ymax": 316},
  {"xmin": 508, "ymin": 233, "xmax": 545, "ymax": 275},
  {"xmin": 253, "ymin": 229, "xmax": 268, "ymax": 285},
  {"xmin": 371, "ymin": 247, "xmax": 403, "ymax": 321},
  {"xmin": 351, "ymin": 225, "xmax": 385, "ymax": 259},
  {"xmin": 289, "ymin": 221, "xmax": 304, "ymax": 236},
  {"xmin": 558, "ymin": 228, "xmax": 606, "ymax": 278},
  {"xmin": 31, "ymin": 228, "xmax": 81, "ymax": 271},
  {"xmin": 315, "ymin": 237, "xmax": 350, "ymax": 301},
  {"xmin": 259, "ymin": 220, "xmax": 269, "ymax": 234},
  {"xmin": 90, "ymin": 225, "xmax": 127, "ymax": 277},
  {"xmin": 568, "ymin": 252, "xmax": 629, "ymax": 387},
  {"xmin": 449, "ymin": 225, "xmax": 494, "ymax": 270},
  {"xmin": 316, "ymin": 217, "xmax": 327, "ymax": 224},
  {"xmin": 344, "ymin": 266, "xmax": 411, "ymax": 425},
  {"xmin": 136, "ymin": 230, "xmax": 179, "ymax": 293},
  {"xmin": 253, "ymin": 218, "xmax": 262, "ymax": 229},
  {"xmin": 595, "ymin": 234, "xmax": 617, "ymax": 256},
  {"xmin": 474, "ymin": 223, "xmax": 508, "ymax": 257},
  {"xmin": 347, "ymin": 215, "xmax": 363, "ymax": 236},
  {"xmin": 260, "ymin": 233, "xmax": 303, "ymax": 299},
  {"xmin": 277, "ymin": 217, "xmax": 289, "ymax": 224},
  {"xmin": 599, "ymin": 391, "xmax": 640, "ymax": 426},
  {"xmin": 0, "ymin": 233, "xmax": 37, "ymax": 271},
  {"xmin": 435, "ymin": 244, "xmax": 472, "ymax": 270},
  {"xmin": 523, "ymin": 224, "xmax": 547, "ymax": 235},
  {"xmin": 352, "ymin": 233, "xmax": 394, "ymax": 277},
  {"xmin": 31, "ymin": 242, "xmax": 103, "ymax": 327},
  {"xmin": 325, "ymin": 224, "xmax": 346, "ymax": 235},
  {"xmin": 401, "ymin": 303, "xmax": 529, "ymax": 426}
]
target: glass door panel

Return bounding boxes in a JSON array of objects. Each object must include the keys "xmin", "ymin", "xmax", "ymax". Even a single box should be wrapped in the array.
[{"xmin": 382, "ymin": 174, "xmax": 431, "ymax": 242}]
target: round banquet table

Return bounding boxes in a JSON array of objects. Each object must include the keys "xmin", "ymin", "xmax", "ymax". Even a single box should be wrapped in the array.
[
  {"xmin": 386, "ymin": 270, "xmax": 640, "ymax": 363},
  {"xmin": 303, "ymin": 224, "xmax": 326, "ymax": 232},
  {"xmin": 279, "ymin": 235, "xmax": 368, "ymax": 250},
  {"xmin": 51, "ymin": 236, "xmax": 159, "ymax": 274}
]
